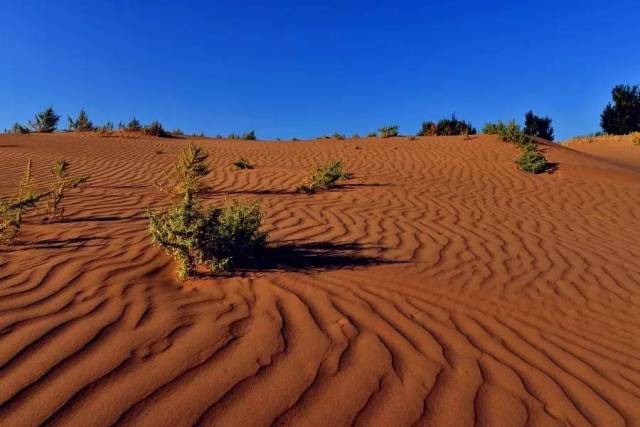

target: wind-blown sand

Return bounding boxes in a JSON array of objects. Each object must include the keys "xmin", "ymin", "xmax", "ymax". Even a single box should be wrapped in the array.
[{"xmin": 1, "ymin": 133, "xmax": 639, "ymax": 426}]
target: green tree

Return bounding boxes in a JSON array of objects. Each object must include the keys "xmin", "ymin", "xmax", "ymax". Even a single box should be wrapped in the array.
[
  {"xmin": 601, "ymin": 84, "xmax": 640, "ymax": 135},
  {"xmin": 523, "ymin": 111, "xmax": 554, "ymax": 141},
  {"xmin": 29, "ymin": 106, "xmax": 60, "ymax": 133}
]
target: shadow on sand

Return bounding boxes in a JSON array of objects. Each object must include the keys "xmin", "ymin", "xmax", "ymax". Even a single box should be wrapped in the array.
[{"xmin": 226, "ymin": 241, "xmax": 396, "ymax": 275}]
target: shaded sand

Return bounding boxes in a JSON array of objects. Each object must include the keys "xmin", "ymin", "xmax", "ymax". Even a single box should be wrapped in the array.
[
  {"xmin": 565, "ymin": 134, "xmax": 640, "ymax": 172},
  {"xmin": 1, "ymin": 133, "xmax": 639, "ymax": 426}
]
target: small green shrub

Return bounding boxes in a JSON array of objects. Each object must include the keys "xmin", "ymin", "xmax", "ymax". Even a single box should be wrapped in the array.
[
  {"xmin": 29, "ymin": 107, "xmax": 60, "ymax": 133},
  {"xmin": 8, "ymin": 122, "xmax": 30, "ymax": 134},
  {"xmin": 1, "ymin": 161, "xmax": 40, "ymax": 244},
  {"xmin": 43, "ymin": 160, "xmax": 89, "ymax": 223},
  {"xmin": 97, "ymin": 122, "xmax": 114, "ymax": 134},
  {"xmin": 332, "ymin": 132, "xmax": 345, "ymax": 140},
  {"xmin": 149, "ymin": 144, "xmax": 265, "ymax": 278},
  {"xmin": 243, "ymin": 130, "xmax": 257, "ymax": 140},
  {"xmin": 126, "ymin": 117, "xmax": 142, "ymax": 131},
  {"xmin": 418, "ymin": 115, "xmax": 476, "ymax": 136},
  {"xmin": 144, "ymin": 121, "xmax": 169, "ymax": 137},
  {"xmin": 67, "ymin": 109, "xmax": 95, "ymax": 132},
  {"xmin": 516, "ymin": 145, "xmax": 549, "ymax": 174},
  {"xmin": 172, "ymin": 129, "xmax": 184, "ymax": 136},
  {"xmin": 367, "ymin": 132, "xmax": 377, "ymax": 138},
  {"xmin": 297, "ymin": 160, "xmax": 349, "ymax": 193},
  {"xmin": 233, "ymin": 157, "xmax": 254, "ymax": 170},
  {"xmin": 379, "ymin": 126, "xmax": 399, "ymax": 138},
  {"xmin": 408, "ymin": 135, "xmax": 417, "ymax": 141},
  {"xmin": 631, "ymin": 132, "xmax": 640, "ymax": 145}
]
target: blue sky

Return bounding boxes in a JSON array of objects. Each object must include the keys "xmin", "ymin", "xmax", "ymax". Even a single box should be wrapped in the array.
[{"xmin": 1, "ymin": 0, "xmax": 639, "ymax": 140}]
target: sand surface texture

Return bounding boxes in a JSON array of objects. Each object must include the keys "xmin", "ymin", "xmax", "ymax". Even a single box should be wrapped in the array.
[{"xmin": 1, "ymin": 133, "xmax": 639, "ymax": 426}]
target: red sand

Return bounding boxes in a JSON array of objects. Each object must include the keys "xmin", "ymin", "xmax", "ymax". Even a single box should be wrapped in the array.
[{"xmin": 1, "ymin": 133, "xmax": 639, "ymax": 426}]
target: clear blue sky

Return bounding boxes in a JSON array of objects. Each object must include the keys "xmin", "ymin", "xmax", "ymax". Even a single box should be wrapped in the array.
[{"xmin": 1, "ymin": 1, "xmax": 639, "ymax": 140}]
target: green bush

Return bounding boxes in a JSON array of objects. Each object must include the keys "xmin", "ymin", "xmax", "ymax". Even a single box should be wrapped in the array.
[
  {"xmin": 126, "ymin": 117, "xmax": 142, "ymax": 131},
  {"xmin": 233, "ymin": 157, "xmax": 254, "ymax": 170},
  {"xmin": 243, "ymin": 130, "xmax": 257, "ymax": 140},
  {"xmin": 172, "ymin": 129, "xmax": 184, "ymax": 136},
  {"xmin": 418, "ymin": 115, "xmax": 476, "ymax": 136},
  {"xmin": 144, "ymin": 121, "xmax": 169, "ymax": 137},
  {"xmin": 367, "ymin": 131, "xmax": 378, "ymax": 137},
  {"xmin": 7, "ymin": 122, "xmax": 30, "ymax": 134},
  {"xmin": 97, "ymin": 122, "xmax": 114, "ymax": 134},
  {"xmin": 516, "ymin": 145, "xmax": 549, "ymax": 174},
  {"xmin": 379, "ymin": 126, "xmax": 399, "ymax": 138},
  {"xmin": 297, "ymin": 160, "xmax": 349, "ymax": 193},
  {"xmin": 0, "ymin": 161, "xmax": 39, "ymax": 244},
  {"xmin": 332, "ymin": 132, "xmax": 345, "ymax": 140},
  {"xmin": 29, "ymin": 107, "xmax": 60, "ymax": 133},
  {"xmin": 524, "ymin": 111, "xmax": 554, "ymax": 141},
  {"xmin": 148, "ymin": 144, "xmax": 265, "ymax": 278},
  {"xmin": 43, "ymin": 160, "xmax": 89, "ymax": 223},
  {"xmin": 67, "ymin": 109, "xmax": 95, "ymax": 132},
  {"xmin": 601, "ymin": 84, "xmax": 640, "ymax": 135}
]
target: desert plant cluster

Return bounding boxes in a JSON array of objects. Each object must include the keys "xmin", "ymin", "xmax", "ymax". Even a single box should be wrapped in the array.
[
  {"xmin": 297, "ymin": 160, "xmax": 350, "ymax": 193},
  {"xmin": 148, "ymin": 144, "xmax": 267, "ymax": 278},
  {"xmin": 485, "ymin": 120, "xmax": 550, "ymax": 173},
  {"xmin": 418, "ymin": 114, "xmax": 477, "ymax": 136},
  {"xmin": 0, "ymin": 160, "xmax": 88, "ymax": 244}
]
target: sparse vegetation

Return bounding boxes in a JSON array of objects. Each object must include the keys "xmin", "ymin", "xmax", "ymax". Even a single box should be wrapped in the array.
[
  {"xmin": 516, "ymin": 144, "xmax": 549, "ymax": 174},
  {"xmin": 0, "ymin": 161, "xmax": 39, "ymax": 244},
  {"xmin": 332, "ymin": 132, "xmax": 345, "ymax": 140},
  {"xmin": 29, "ymin": 107, "xmax": 60, "ymax": 133},
  {"xmin": 172, "ymin": 129, "xmax": 184, "ymax": 136},
  {"xmin": 367, "ymin": 131, "xmax": 377, "ymax": 138},
  {"xmin": 418, "ymin": 115, "xmax": 476, "ymax": 136},
  {"xmin": 144, "ymin": 120, "xmax": 169, "ymax": 137},
  {"xmin": 524, "ymin": 111, "xmax": 554, "ymax": 141},
  {"xmin": 243, "ymin": 130, "xmax": 257, "ymax": 140},
  {"xmin": 148, "ymin": 144, "xmax": 265, "ymax": 278},
  {"xmin": 632, "ymin": 132, "xmax": 640, "ymax": 146},
  {"xmin": 126, "ymin": 117, "xmax": 142, "ymax": 131},
  {"xmin": 43, "ymin": 160, "xmax": 89, "ymax": 223},
  {"xmin": 97, "ymin": 122, "xmax": 114, "ymax": 134},
  {"xmin": 67, "ymin": 109, "xmax": 95, "ymax": 132},
  {"xmin": 379, "ymin": 126, "xmax": 399, "ymax": 138},
  {"xmin": 601, "ymin": 84, "xmax": 640, "ymax": 135},
  {"xmin": 297, "ymin": 160, "xmax": 349, "ymax": 193},
  {"xmin": 7, "ymin": 122, "xmax": 30, "ymax": 134},
  {"xmin": 233, "ymin": 157, "xmax": 254, "ymax": 170}
]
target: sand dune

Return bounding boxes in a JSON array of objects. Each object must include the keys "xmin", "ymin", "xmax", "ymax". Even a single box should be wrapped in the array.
[
  {"xmin": 565, "ymin": 134, "xmax": 640, "ymax": 172},
  {"xmin": 1, "ymin": 133, "xmax": 639, "ymax": 426}
]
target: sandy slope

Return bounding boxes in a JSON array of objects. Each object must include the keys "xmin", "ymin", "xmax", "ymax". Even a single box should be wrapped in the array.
[
  {"xmin": 0, "ymin": 133, "xmax": 639, "ymax": 427},
  {"xmin": 565, "ymin": 134, "xmax": 640, "ymax": 172}
]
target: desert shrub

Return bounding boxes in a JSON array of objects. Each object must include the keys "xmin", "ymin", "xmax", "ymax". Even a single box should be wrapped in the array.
[
  {"xmin": 126, "ymin": 117, "xmax": 142, "ymax": 131},
  {"xmin": 493, "ymin": 121, "xmax": 533, "ymax": 146},
  {"xmin": 67, "ymin": 109, "xmax": 95, "ymax": 132},
  {"xmin": 228, "ymin": 133, "xmax": 241, "ymax": 140},
  {"xmin": 148, "ymin": 144, "xmax": 265, "ymax": 278},
  {"xmin": 418, "ymin": 121, "xmax": 437, "ymax": 136},
  {"xmin": 0, "ymin": 161, "xmax": 41, "ymax": 243},
  {"xmin": 172, "ymin": 129, "xmax": 184, "ymax": 136},
  {"xmin": 243, "ymin": 130, "xmax": 257, "ymax": 140},
  {"xmin": 516, "ymin": 145, "xmax": 549, "ymax": 174},
  {"xmin": 524, "ymin": 111, "xmax": 554, "ymax": 141},
  {"xmin": 408, "ymin": 135, "xmax": 417, "ymax": 141},
  {"xmin": 419, "ymin": 115, "xmax": 476, "ymax": 136},
  {"xmin": 297, "ymin": 160, "xmax": 349, "ymax": 193},
  {"xmin": 379, "ymin": 125, "xmax": 399, "ymax": 138},
  {"xmin": 43, "ymin": 160, "xmax": 89, "ymax": 223},
  {"xmin": 632, "ymin": 132, "xmax": 640, "ymax": 146},
  {"xmin": 29, "ymin": 107, "xmax": 60, "ymax": 133},
  {"xmin": 7, "ymin": 122, "xmax": 30, "ymax": 134},
  {"xmin": 367, "ymin": 131, "xmax": 377, "ymax": 137},
  {"xmin": 233, "ymin": 157, "xmax": 254, "ymax": 170},
  {"xmin": 97, "ymin": 122, "xmax": 114, "ymax": 134},
  {"xmin": 482, "ymin": 122, "xmax": 508, "ymax": 134},
  {"xmin": 292, "ymin": 137, "xmax": 300, "ymax": 141},
  {"xmin": 352, "ymin": 134, "xmax": 360, "ymax": 139},
  {"xmin": 601, "ymin": 84, "xmax": 640, "ymax": 135},
  {"xmin": 332, "ymin": 132, "xmax": 345, "ymax": 140},
  {"xmin": 144, "ymin": 121, "xmax": 169, "ymax": 137}
]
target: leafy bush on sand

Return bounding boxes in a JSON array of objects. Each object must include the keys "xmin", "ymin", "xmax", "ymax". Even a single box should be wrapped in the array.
[
  {"xmin": 524, "ymin": 110, "xmax": 554, "ymax": 141},
  {"xmin": 29, "ymin": 106, "xmax": 60, "ymax": 133},
  {"xmin": 297, "ymin": 160, "xmax": 349, "ymax": 193},
  {"xmin": 67, "ymin": 109, "xmax": 95, "ymax": 132},
  {"xmin": 143, "ymin": 120, "xmax": 169, "ymax": 137},
  {"xmin": 148, "ymin": 144, "xmax": 265, "ymax": 278},
  {"xmin": 418, "ymin": 115, "xmax": 476, "ymax": 136},
  {"xmin": 378, "ymin": 125, "xmax": 399, "ymax": 138}
]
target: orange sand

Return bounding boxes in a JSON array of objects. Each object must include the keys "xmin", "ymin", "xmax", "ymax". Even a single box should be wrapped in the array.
[{"xmin": 1, "ymin": 133, "xmax": 639, "ymax": 426}]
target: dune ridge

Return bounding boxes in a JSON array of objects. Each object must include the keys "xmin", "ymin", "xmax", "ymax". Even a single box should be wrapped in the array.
[{"xmin": 1, "ymin": 133, "xmax": 639, "ymax": 426}]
